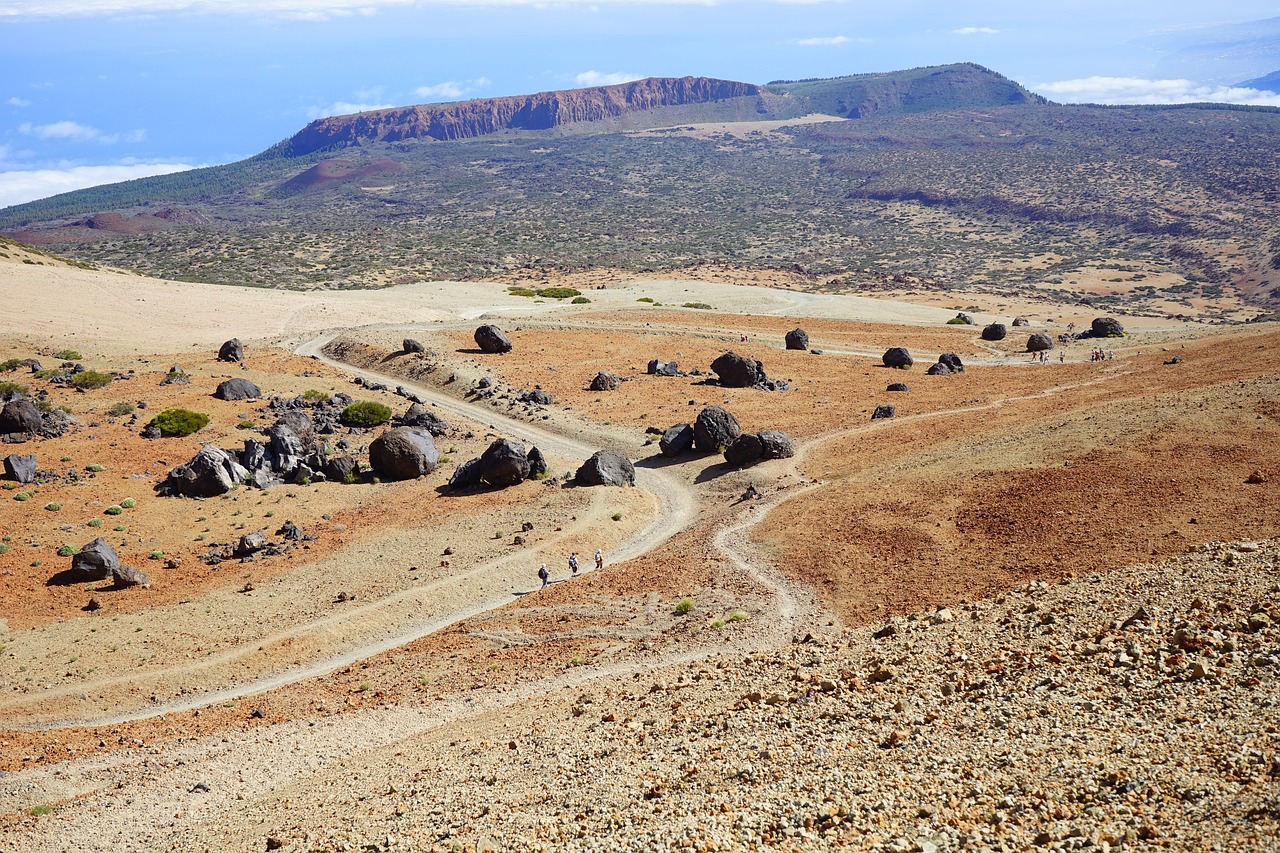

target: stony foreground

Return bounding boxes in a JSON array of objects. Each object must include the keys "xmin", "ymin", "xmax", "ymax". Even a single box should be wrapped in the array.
[{"xmin": 136, "ymin": 539, "xmax": 1279, "ymax": 853}]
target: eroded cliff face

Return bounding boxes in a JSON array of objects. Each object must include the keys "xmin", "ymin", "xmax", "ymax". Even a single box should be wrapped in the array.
[{"xmin": 284, "ymin": 76, "xmax": 760, "ymax": 154}]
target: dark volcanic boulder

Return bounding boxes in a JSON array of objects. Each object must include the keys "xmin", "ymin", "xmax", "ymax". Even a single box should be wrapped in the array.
[
  {"xmin": 479, "ymin": 438, "xmax": 530, "ymax": 488},
  {"xmin": 474, "ymin": 324, "xmax": 512, "ymax": 354},
  {"xmin": 886, "ymin": 383, "xmax": 911, "ymax": 393},
  {"xmin": 402, "ymin": 338, "xmax": 426, "ymax": 354},
  {"xmin": 647, "ymin": 360, "xmax": 680, "ymax": 376},
  {"xmin": 872, "ymin": 404, "xmax": 895, "ymax": 420},
  {"xmin": 449, "ymin": 456, "xmax": 484, "ymax": 489},
  {"xmin": 218, "ymin": 338, "xmax": 245, "ymax": 362},
  {"xmin": 710, "ymin": 352, "xmax": 766, "ymax": 388},
  {"xmin": 882, "ymin": 347, "xmax": 913, "ymax": 369},
  {"xmin": 954, "ymin": 312, "xmax": 976, "ymax": 325},
  {"xmin": 213, "ymin": 377, "xmax": 262, "ymax": 401},
  {"xmin": 575, "ymin": 450, "xmax": 635, "ymax": 487},
  {"xmin": 156, "ymin": 444, "xmax": 248, "ymax": 497},
  {"xmin": 926, "ymin": 363, "xmax": 953, "ymax": 376},
  {"xmin": 518, "ymin": 389, "xmax": 555, "ymax": 406},
  {"xmin": 589, "ymin": 371, "xmax": 621, "ymax": 392},
  {"xmin": 784, "ymin": 328, "xmax": 810, "ymax": 351},
  {"xmin": 368, "ymin": 427, "xmax": 439, "ymax": 480},
  {"xmin": 1091, "ymin": 317, "xmax": 1125, "ymax": 337},
  {"xmin": 724, "ymin": 433, "xmax": 764, "ymax": 468},
  {"xmin": 0, "ymin": 399, "xmax": 42, "ymax": 435},
  {"xmin": 937, "ymin": 353, "xmax": 964, "ymax": 373},
  {"xmin": 527, "ymin": 446, "xmax": 548, "ymax": 479},
  {"xmin": 398, "ymin": 403, "xmax": 450, "ymax": 436},
  {"xmin": 758, "ymin": 430, "xmax": 795, "ymax": 460},
  {"xmin": 323, "ymin": 455, "xmax": 362, "ymax": 483},
  {"xmin": 3, "ymin": 453, "xmax": 37, "ymax": 483},
  {"xmin": 1012, "ymin": 316, "xmax": 1030, "ymax": 327},
  {"xmin": 693, "ymin": 406, "xmax": 742, "ymax": 453},
  {"xmin": 981, "ymin": 323, "xmax": 1007, "ymax": 341},
  {"xmin": 660, "ymin": 423, "xmax": 695, "ymax": 457},
  {"xmin": 71, "ymin": 538, "xmax": 120, "ymax": 581},
  {"xmin": 112, "ymin": 563, "xmax": 151, "ymax": 589},
  {"xmin": 1027, "ymin": 333, "xmax": 1055, "ymax": 352}
]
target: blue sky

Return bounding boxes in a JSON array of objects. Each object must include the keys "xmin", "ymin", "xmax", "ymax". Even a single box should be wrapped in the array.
[{"xmin": 2, "ymin": 1, "xmax": 1279, "ymax": 209}]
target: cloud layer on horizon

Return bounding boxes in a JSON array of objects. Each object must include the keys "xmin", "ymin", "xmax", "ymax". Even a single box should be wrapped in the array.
[
  {"xmin": 1036, "ymin": 76, "xmax": 1280, "ymax": 106},
  {"xmin": 0, "ymin": 162, "xmax": 198, "ymax": 210}
]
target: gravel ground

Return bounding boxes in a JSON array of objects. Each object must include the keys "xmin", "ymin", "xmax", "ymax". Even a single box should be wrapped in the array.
[{"xmin": 71, "ymin": 538, "xmax": 1271, "ymax": 853}]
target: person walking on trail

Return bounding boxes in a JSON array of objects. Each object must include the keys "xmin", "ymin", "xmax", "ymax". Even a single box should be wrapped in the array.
[
  {"xmin": 538, "ymin": 563, "xmax": 549, "ymax": 589},
  {"xmin": 595, "ymin": 549, "xmax": 604, "ymax": 571},
  {"xmin": 569, "ymin": 552, "xmax": 579, "ymax": 577}
]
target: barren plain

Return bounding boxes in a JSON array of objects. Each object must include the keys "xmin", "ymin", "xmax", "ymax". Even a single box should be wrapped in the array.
[{"xmin": 1, "ymin": 241, "xmax": 1277, "ymax": 852}]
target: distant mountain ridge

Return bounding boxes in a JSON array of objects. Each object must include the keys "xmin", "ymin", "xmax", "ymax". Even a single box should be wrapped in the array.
[
  {"xmin": 1239, "ymin": 70, "xmax": 1280, "ymax": 92},
  {"xmin": 281, "ymin": 76, "xmax": 761, "ymax": 155}
]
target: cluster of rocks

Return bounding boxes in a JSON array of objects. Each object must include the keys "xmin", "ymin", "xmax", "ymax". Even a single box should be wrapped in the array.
[
  {"xmin": 69, "ymin": 538, "xmax": 149, "ymax": 589},
  {"xmin": 1, "ymin": 398, "xmax": 72, "ymax": 442},
  {"xmin": 927, "ymin": 352, "xmax": 965, "ymax": 376},
  {"xmin": 659, "ymin": 405, "xmax": 793, "ymax": 468},
  {"xmin": 449, "ymin": 438, "xmax": 548, "ymax": 490},
  {"xmin": 710, "ymin": 352, "xmax": 788, "ymax": 391},
  {"xmin": 646, "ymin": 359, "xmax": 683, "ymax": 377},
  {"xmin": 200, "ymin": 521, "xmax": 314, "ymax": 566}
]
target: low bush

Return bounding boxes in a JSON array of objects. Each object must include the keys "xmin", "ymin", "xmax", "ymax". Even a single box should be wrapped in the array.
[
  {"xmin": 44, "ymin": 502, "xmax": 62, "ymax": 511},
  {"xmin": 148, "ymin": 408, "xmax": 209, "ymax": 437},
  {"xmin": 571, "ymin": 296, "xmax": 591, "ymax": 304},
  {"xmin": 682, "ymin": 302, "xmax": 713, "ymax": 310},
  {"xmin": 106, "ymin": 401, "xmax": 135, "ymax": 417},
  {"xmin": 87, "ymin": 518, "xmax": 103, "ymax": 527},
  {"xmin": 340, "ymin": 400, "xmax": 391, "ymax": 428},
  {"xmin": 57, "ymin": 544, "xmax": 77, "ymax": 557},
  {"xmin": 0, "ymin": 381, "xmax": 28, "ymax": 397},
  {"xmin": 54, "ymin": 349, "xmax": 82, "ymax": 361},
  {"xmin": 536, "ymin": 287, "xmax": 580, "ymax": 299},
  {"xmin": 302, "ymin": 389, "xmax": 330, "ymax": 403},
  {"xmin": 120, "ymin": 497, "xmax": 137, "ymax": 509},
  {"xmin": 675, "ymin": 598, "xmax": 694, "ymax": 615},
  {"xmin": 507, "ymin": 287, "xmax": 538, "ymax": 297},
  {"xmin": 14, "ymin": 491, "xmax": 33, "ymax": 501},
  {"xmin": 0, "ymin": 358, "xmax": 22, "ymax": 372},
  {"xmin": 104, "ymin": 505, "xmax": 123, "ymax": 515},
  {"xmin": 71, "ymin": 371, "xmax": 113, "ymax": 390},
  {"xmin": 86, "ymin": 463, "xmax": 105, "ymax": 472},
  {"xmin": 945, "ymin": 317, "xmax": 969, "ymax": 325},
  {"xmin": 636, "ymin": 297, "xmax": 654, "ymax": 303}
]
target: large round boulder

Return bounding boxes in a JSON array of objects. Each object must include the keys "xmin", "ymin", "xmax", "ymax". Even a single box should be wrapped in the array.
[
  {"xmin": 474, "ymin": 324, "xmax": 513, "ymax": 354},
  {"xmin": 478, "ymin": 438, "xmax": 530, "ymax": 488},
  {"xmin": 757, "ymin": 430, "xmax": 795, "ymax": 460},
  {"xmin": 71, "ymin": 537, "xmax": 120, "ymax": 582},
  {"xmin": 213, "ymin": 377, "xmax": 262, "ymax": 401},
  {"xmin": 368, "ymin": 427, "xmax": 439, "ymax": 480},
  {"xmin": 3, "ymin": 453, "xmax": 37, "ymax": 483},
  {"xmin": 323, "ymin": 455, "xmax": 362, "ymax": 484},
  {"xmin": 217, "ymin": 338, "xmax": 245, "ymax": 362},
  {"xmin": 926, "ymin": 363, "xmax": 953, "ymax": 376},
  {"xmin": 589, "ymin": 371, "xmax": 621, "ymax": 392},
  {"xmin": 872, "ymin": 404, "xmax": 895, "ymax": 420},
  {"xmin": 981, "ymin": 323, "xmax": 1007, "ymax": 341},
  {"xmin": 1027, "ymin": 333, "xmax": 1055, "ymax": 352},
  {"xmin": 710, "ymin": 352, "xmax": 766, "ymax": 388},
  {"xmin": 1091, "ymin": 317, "xmax": 1125, "ymax": 338},
  {"xmin": 576, "ymin": 450, "xmax": 635, "ymax": 487},
  {"xmin": 1011, "ymin": 316, "xmax": 1030, "ymax": 327},
  {"xmin": 660, "ymin": 423, "xmax": 695, "ymax": 457},
  {"xmin": 693, "ymin": 406, "xmax": 742, "ymax": 453},
  {"xmin": 0, "ymin": 399, "xmax": 43, "ymax": 435},
  {"xmin": 156, "ymin": 444, "xmax": 248, "ymax": 498},
  {"xmin": 784, "ymin": 328, "xmax": 810, "ymax": 351},
  {"xmin": 724, "ymin": 433, "xmax": 764, "ymax": 468},
  {"xmin": 882, "ymin": 347, "xmax": 913, "ymax": 369}
]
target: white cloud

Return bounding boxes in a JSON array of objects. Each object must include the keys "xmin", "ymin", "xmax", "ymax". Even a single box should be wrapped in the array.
[
  {"xmin": 0, "ymin": 162, "xmax": 198, "ymax": 209},
  {"xmin": 414, "ymin": 78, "xmax": 490, "ymax": 101},
  {"xmin": 305, "ymin": 100, "xmax": 395, "ymax": 119},
  {"xmin": 795, "ymin": 35, "xmax": 851, "ymax": 46},
  {"xmin": 7, "ymin": 97, "xmax": 32, "ymax": 107},
  {"xmin": 952, "ymin": 27, "xmax": 1000, "ymax": 36},
  {"xmin": 1035, "ymin": 76, "xmax": 1280, "ymax": 107},
  {"xmin": 574, "ymin": 70, "xmax": 644, "ymax": 87},
  {"xmin": 17, "ymin": 120, "xmax": 143, "ymax": 144}
]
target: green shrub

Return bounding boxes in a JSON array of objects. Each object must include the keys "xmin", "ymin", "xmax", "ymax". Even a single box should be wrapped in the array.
[
  {"xmin": 149, "ymin": 550, "xmax": 163, "ymax": 559},
  {"xmin": 70, "ymin": 370, "xmax": 113, "ymax": 390},
  {"xmin": 302, "ymin": 389, "xmax": 330, "ymax": 403},
  {"xmin": 0, "ymin": 381, "xmax": 28, "ymax": 397},
  {"xmin": 682, "ymin": 302, "xmax": 713, "ymax": 310},
  {"xmin": 571, "ymin": 296, "xmax": 591, "ymax": 304},
  {"xmin": 106, "ymin": 401, "xmax": 135, "ymax": 417},
  {"xmin": 88, "ymin": 518, "xmax": 103, "ymax": 527},
  {"xmin": 1, "ymin": 482, "xmax": 17, "ymax": 490},
  {"xmin": 536, "ymin": 287, "xmax": 580, "ymax": 299},
  {"xmin": 340, "ymin": 400, "xmax": 391, "ymax": 428},
  {"xmin": 0, "ymin": 544, "xmax": 9, "ymax": 555},
  {"xmin": 57, "ymin": 544, "xmax": 77, "ymax": 557},
  {"xmin": 0, "ymin": 358, "xmax": 22, "ymax": 372},
  {"xmin": 945, "ymin": 317, "xmax": 968, "ymax": 325},
  {"xmin": 611, "ymin": 511, "xmax": 623, "ymax": 521},
  {"xmin": 28, "ymin": 804, "xmax": 52, "ymax": 817},
  {"xmin": 86, "ymin": 463, "xmax": 105, "ymax": 473},
  {"xmin": 112, "ymin": 525, "xmax": 126, "ymax": 532},
  {"xmin": 636, "ymin": 297, "xmax": 654, "ymax": 303},
  {"xmin": 45, "ymin": 502, "xmax": 62, "ymax": 511},
  {"xmin": 54, "ymin": 349, "xmax": 82, "ymax": 360},
  {"xmin": 236, "ymin": 420, "xmax": 256, "ymax": 430},
  {"xmin": 104, "ymin": 505, "xmax": 123, "ymax": 515},
  {"xmin": 710, "ymin": 619, "xmax": 726, "ymax": 629},
  {"xmin": 148, "ymin": 408, "xmax": 209, "ymax": 437},
  {"xmin": 14, "ymin": 492, "xmax": 33, "ymax": 502},
  {"xmin": 507, "ymin": 287, "xmax": 538, "ymax": 297},
  {"xmin": 120, "ymin": 497, "xmax": 136, "ymax": 509},
  {"xmin": 727, "ymin": 611, "xmax": 748, "ymax": 622},
  {"xmin": 675, "ymin": 599, "xmax": 694, "ymax": 615}
]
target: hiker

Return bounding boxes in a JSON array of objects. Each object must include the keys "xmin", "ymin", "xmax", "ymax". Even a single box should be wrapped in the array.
[
  {"xmin": 595, "ymin": 549, "xmax": 604, "ymax": 571},
  {"xmin": 1059, "ymin": 351, "xmax": 1065, "ymax": 364},
  {"xmin": 538, "ymin": 563, "xmax": 550, "ymax": 589},
  {"xmin": 569, "ymin": 552, "xmax": 579, "ymax": 577}
]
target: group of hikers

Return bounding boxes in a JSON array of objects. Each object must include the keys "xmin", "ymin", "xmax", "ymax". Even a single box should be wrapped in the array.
[
  {"xmin": 538, "ymin": 548, "xmax": 604, "ymax": 589},
  {"xmin": 1030, "ymin": 350, "xmax": 1065, "ymax": 364},
  {"xmin": 1090, "ymin": 349, "xmax": 1115, "ymax": 361}
]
